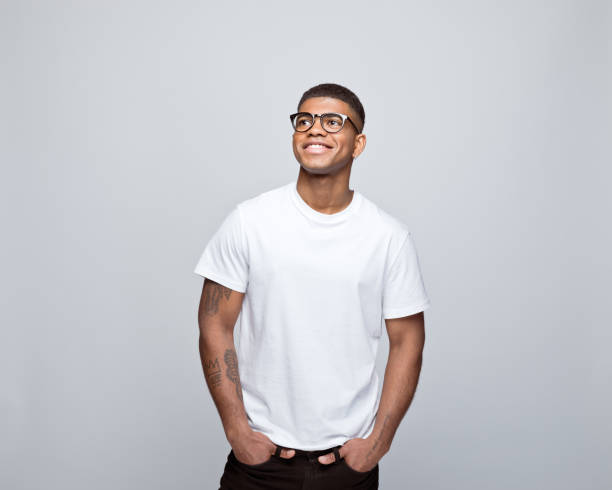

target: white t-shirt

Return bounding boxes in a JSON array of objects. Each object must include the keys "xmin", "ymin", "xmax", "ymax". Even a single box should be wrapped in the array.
[{"xmin": 194, "ymin": 180, "xmax": 431, "ymax": 450}]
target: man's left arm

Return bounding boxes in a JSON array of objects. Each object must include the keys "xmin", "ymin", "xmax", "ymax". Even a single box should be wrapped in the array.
[
  {"xmin": 318, "ymin": 311, "xmax": 425, "ymax": 470},
  {"xmin": 367, "ymin": 311, "xmax": 425, "ymax": 457}
]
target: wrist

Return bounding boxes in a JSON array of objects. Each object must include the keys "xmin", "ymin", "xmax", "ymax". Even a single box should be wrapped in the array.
[
  {"xmin": 366, "ymin": 433, "xmax": 391, "ymax": 457},
  {"xmin": 225, "ymin": 422, "xmax": 251, "ymax": 446}
]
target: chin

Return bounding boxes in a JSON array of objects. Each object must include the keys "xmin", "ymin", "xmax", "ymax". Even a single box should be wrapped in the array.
[
  {"xmin": 301, "ymin": 166, "xmax": 333, "ymax": 175},
  {"xmin": 298, "ymin": 159, "xmax": 346, "ymax": 175}
]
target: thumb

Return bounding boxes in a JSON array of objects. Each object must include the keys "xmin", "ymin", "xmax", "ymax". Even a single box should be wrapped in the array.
[
  {"xmin": 279, "ymin": 448, "xmax": 296, "ymax": 459},
  {"xmin": 317, "ymin": 452, "xmax": 338, "ymax": 465}
]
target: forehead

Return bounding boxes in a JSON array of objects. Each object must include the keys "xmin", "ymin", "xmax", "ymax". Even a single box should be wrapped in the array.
[{"xmin": 298, "ymin": 96, "xmax": 353, "ymax": 117}]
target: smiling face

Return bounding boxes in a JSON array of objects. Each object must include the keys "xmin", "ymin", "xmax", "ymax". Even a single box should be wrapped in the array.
[{"xmin": 292, "ymin": 96, "xmax": 366, "ymax": 175}]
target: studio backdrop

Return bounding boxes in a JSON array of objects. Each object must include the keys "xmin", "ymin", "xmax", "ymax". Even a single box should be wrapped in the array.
[{"xmin": 2, "ymin": 1, "xmax": 610, "ymax": 489}]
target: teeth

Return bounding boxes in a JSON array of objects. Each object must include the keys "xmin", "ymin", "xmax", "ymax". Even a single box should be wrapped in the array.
[{"xmin": 307, "ymin": 144, "xmax": 326, "ymax": 148}]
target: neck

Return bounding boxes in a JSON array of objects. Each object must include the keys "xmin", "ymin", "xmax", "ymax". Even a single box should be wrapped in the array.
[{"xmin": 295, "ymin": 166, "xmax": 354, "ymax": 215}]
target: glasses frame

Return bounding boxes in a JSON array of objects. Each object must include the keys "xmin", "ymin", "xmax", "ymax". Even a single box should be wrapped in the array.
[{"xmin": 289, "ymin": 112, "xmax": 360, "ymax": 134}]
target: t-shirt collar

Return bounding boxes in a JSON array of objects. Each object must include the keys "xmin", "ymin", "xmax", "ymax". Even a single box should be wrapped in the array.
[{"xmin": 288, "ymin": 180, "xmax": 362, "ymax": 225}]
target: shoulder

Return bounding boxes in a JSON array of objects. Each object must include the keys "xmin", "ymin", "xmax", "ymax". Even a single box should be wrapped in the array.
[
  {"xmin": 355, "ymin": 192, "xmax": 420, "ymax": 268},
  {"xmin": 357, "ymin": 191, "xmax": 411, "ymax": 242},
  {"xmin": 235, "ymin": 181, "xmax": 291, "ymax": 222}
]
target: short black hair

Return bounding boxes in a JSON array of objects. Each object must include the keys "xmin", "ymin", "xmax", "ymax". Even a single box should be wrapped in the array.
[{"xmin": 297, "ymin": 83, "xmax": 365, "ymax": 133}]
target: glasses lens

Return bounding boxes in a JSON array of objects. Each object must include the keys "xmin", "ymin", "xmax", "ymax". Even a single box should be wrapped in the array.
[
  {"xmin": 294, "ymin": 113, "xmax": 313, "ymax": 131},
  {"xmin": 322, "ymin": 114, "xmax": 344, "ymax": 132}
]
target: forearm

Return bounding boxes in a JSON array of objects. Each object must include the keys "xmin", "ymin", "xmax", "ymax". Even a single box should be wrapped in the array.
[
  {"xmin": 199, "ymin": 327, "xmax": 250, "ymax": 443},
  {"xmin": 368, "ymin": 343, "xmax": 423, "ymax": 454}
]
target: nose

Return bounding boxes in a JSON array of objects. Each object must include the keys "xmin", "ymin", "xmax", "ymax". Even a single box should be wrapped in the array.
[{"xmin": 307, "ymin": 115, "xmax": 327, "ymax": 135}]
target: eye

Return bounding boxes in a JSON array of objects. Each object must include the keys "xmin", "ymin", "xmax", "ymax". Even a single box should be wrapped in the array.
[
  {"xmin": 323, "ymin": 115, "xmax": 343, "ymax": 128},
  {"xmin": 295, "ymin": 115, "xmax": 312, "ymax": 127}
]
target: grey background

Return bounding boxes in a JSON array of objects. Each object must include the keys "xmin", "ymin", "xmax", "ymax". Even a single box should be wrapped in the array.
[{"xmin": 2, "ymin": 1, "xmax": 610, "ymax": 489}]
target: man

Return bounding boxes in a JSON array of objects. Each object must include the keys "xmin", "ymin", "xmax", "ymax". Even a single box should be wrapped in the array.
[{"xmin": 194, "ymin": 83, "xmax": 431, "ymax": 489}]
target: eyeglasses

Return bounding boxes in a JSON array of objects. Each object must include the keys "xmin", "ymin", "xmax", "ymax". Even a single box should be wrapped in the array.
[{"xmin": 289, "ymin": 112, "xmax": 360, "ymax": 133}]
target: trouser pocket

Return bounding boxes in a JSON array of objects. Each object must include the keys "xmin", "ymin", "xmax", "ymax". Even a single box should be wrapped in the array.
[{"xmin": 229, "ymin": 445, "xmax": 281, "ymax": 468}]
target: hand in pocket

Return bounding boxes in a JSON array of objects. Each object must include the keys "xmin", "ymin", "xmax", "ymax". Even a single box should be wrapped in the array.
[{"xmin": 231, "ymin": 429, "xmax": 295, "ymax": 466}]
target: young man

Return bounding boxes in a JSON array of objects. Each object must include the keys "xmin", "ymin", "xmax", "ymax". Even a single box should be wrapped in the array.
[{"xmin": 194, "ymin": 83, "xmax": 431, "ymax": 489}]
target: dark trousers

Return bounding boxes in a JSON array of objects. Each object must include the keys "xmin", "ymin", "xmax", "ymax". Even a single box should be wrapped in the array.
[{"xmin": 219, "ymin": 444, "xmax": 379, "ymax": 489}]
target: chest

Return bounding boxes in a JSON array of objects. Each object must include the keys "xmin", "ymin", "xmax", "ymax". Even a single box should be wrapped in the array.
[{"xmin": 247, "ymin": 223, "xmax": 386, "ymax": 296}]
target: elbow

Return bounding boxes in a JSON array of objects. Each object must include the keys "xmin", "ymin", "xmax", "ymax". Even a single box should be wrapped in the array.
[
  {"xmin": 198, "ymin": 319, "xmax": 234, "ymax": 348},
  {"xmin": 389, "ymin": 341, "xmax": 424, "ymax": 367}
]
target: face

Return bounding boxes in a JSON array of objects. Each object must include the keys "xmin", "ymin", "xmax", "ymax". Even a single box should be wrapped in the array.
[{"xmin": 292, "ymin": 97, "xmax": 366, "ymax": 175}]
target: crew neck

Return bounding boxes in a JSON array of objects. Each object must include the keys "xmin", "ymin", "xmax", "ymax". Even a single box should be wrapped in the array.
[{"xmin": 288, "ymin": 180, "xmax": 362, "ymax": 225}]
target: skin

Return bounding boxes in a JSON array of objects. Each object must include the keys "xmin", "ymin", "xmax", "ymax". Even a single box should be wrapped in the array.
[
  {"xmin": 291, "ymin": 96, "xmax": 366, "ymax": 215},
  {"xmin": 317, "ymin": 312, "xmax": 425, "ymax": 472},
  {"xmin": 198, "ymin": 278, "xmax": 296, "ymax": 464},
  {"xmin": 198, "ymin": 96, "xmax": 427, "ymax": 471}
]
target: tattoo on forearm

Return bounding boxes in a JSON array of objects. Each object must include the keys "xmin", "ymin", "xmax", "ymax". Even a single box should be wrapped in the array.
[
  {"xmin": 367, "ymin": 414, "xmax": 391, "ymax": 462},
  {"xmin": 203, "ymin": 357, "xmax": 223, "ymax": 389},
  {"xmin": 224, "ymin": 348, "xmax": 243, "ymax": 402},
  {"xmin": 203, "ymin": 281, "xmax": 232, "ymax": 316}
]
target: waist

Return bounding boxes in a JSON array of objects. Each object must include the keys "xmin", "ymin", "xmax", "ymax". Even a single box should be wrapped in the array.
[{"xmin": 288, "ymin": 444, "xmax": 343, "ymax": 459}]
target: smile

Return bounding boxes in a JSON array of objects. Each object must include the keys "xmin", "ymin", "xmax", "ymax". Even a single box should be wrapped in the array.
[{"xmin": 304, "ymin": 144, "xmax": 332, "ymax": 154}]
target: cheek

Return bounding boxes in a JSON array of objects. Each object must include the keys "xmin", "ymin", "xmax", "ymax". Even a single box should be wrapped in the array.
[
  {"xmin": 336, "ymin": 139, "xmax": 352, "ymax": 154},
  {"xmin": 291, "ymin": 138, "xmax": 302, "ymax": 158}
]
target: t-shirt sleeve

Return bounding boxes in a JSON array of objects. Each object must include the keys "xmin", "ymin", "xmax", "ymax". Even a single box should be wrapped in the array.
[
  {"xmin": 193, "ymin": 205, "xmax": 249, "ymax": 293},
  {"xmin": 382, "ymin": 231, "xmax": 431, "ymax": 319}
]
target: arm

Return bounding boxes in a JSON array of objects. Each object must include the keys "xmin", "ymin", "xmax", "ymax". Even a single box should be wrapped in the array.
[
  {"xmin": 198, "ymin": 278, "xmax": 288, "ymax": 463},
  {"xmin": 366, "ymin": 311, "xmax": 426, "ymax": 460},
  {"xmin": 197, "ymin": 278, "xmax": 250, "ymax": 444},
  {"xmin": 321, "ymin": 311, "xmax": 426, "ymax": 470}
]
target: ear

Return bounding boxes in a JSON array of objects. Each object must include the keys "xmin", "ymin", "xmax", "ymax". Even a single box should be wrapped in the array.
[{"xmin": 352, "ymin": 133, "xmax": 367, "ymax": 159}]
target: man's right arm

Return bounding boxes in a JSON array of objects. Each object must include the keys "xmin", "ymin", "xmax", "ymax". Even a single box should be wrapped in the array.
[{"xmin": 197, "ymin": 278, "xmax": 250, "ymax": 446}]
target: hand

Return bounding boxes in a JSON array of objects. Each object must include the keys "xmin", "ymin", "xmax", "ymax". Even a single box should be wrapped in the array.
[
  {"xmin": 230, "ymin": 427, "xmax": 296, "ymax": 465},
  {"xmin": 317, "ymin": 437, "xmax": 385, "ymax": 472}
]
